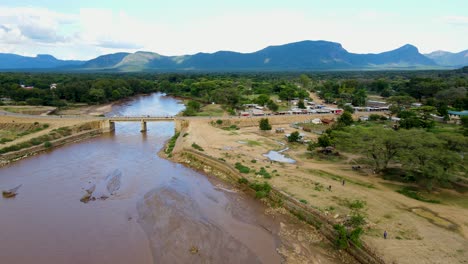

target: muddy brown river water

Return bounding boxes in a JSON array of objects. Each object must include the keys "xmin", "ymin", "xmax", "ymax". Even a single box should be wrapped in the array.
[{"xmin": 0, "ymin": 93, "xmax": 287, "ymax": 264}]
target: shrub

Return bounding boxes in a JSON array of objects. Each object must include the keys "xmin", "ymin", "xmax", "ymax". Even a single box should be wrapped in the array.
[
  {"xmin": 396, "ymin": 187, "xmax": 440, "ymax": 203},
  {"xmin": 346, "ymin": 199, "xmax": 366, "ymax": 210},
  {"xmin": 300, "ymin": 199, "xmax": 308, "ymax": 204},
  {"xmin": 216, "ymin": 119, "xmax": 223, "ymax": 125},
  {"xmin": 238, "ymin": 178, "xmax": 249, "ymax": 184},
  {"xmin": 257, "ymin": 167, "xmax": 271, "ymax": 179},
  {"xmin": 165, "ymin": 132, "xmax": 180, "ymax": 154},
  {"xmin": 255, "ymin": 190, "xmax": 268, "ymax": 199},
  {"xmin": 251, "ymin": 159, "xmax": 257, "ymax": 163},
  {"xmin": 235, "ymin": 162, "xmax": 250, "ymax": 173},
  {"xmin": 348, "ymin": 213, "xmax": 366, "ymax": 228},
  {"xmin": 333, "ymin": 224, "xmax": 364, "ymax": 249},
  {"xmin": 288, "ymin": 131, "xmax": 301, "ymax": 142},
  {"xmin": 44, "ymin": 141, "xmax": 52, "ymax": 148},
  {"xmin": 191, "ymin": 142, "xmax": 204, "ymax": 151},
  {"xmin": 259, "ymin": 118, "xmax": 272, "ymax": 131}
]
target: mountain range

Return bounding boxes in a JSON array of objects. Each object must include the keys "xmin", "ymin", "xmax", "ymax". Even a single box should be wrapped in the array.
[{"xmin": 0, "ymin": 40, "xmax": 466, "ymax": 72}]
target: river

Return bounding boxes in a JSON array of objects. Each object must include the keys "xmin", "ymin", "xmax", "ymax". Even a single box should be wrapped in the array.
[{"xmin": 0, "ymin": 93, "xmax": 286, "ymax": 264}]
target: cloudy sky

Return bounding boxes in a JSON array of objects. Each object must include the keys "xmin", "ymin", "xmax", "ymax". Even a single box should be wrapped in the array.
[{"xmin": 0, "ymin": 0, "xmax": 467, "ymax": 60}]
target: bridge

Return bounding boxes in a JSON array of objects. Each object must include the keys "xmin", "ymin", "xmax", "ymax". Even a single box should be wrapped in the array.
[{"xmin": 105, "ymin": 116, "xmax": 175, "ymax": 132}]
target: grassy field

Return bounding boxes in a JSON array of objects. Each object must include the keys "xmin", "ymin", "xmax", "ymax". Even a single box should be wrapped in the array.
[
  {"xmin": 195, "ymin": 104, "xmax": 225, "ymax": 117},
  {"xmin": 0, "ymin": 122, "xmax": 49, "ymax": 144}
]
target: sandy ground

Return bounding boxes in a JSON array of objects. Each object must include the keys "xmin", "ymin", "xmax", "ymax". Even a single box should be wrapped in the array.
[{"xmin": 175, "ymin": 117, "xmax": 468, "ymax": 264}]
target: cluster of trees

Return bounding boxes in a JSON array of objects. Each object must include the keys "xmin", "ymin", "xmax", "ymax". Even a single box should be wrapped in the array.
[
  {"xmin": 0, "ymin": 73, "xmax": 159, "ymax": 106},
  {"xmin": 0, "ymin": 73, "xmax": 311, "ymax": 110},
  {"xmin": 312, "ymin": 120, "xmax": 467, "ymax": 190}
]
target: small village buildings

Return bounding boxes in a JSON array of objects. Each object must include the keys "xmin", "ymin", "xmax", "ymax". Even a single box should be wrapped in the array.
[{"xmin": 448, "ymin": 110, "xmax": 468, "ymax": 124}]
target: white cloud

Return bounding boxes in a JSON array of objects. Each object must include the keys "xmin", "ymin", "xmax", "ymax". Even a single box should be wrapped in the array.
[{"xmin": 0, "ymin": 6, "xmax": 78, "ymax": 44}]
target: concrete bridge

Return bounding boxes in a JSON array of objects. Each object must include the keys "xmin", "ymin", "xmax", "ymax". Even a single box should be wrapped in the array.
[{"xmin": 104, "ymin": 116, "xmax": 175, "ymax": 132}]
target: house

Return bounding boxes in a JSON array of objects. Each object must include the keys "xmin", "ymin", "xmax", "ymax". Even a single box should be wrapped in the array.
[
  {"xmin": 20, "ymin": 84, "xmax": 34, "ymax": 90},
  {"xmin": 325, "ymin": 108, "xmax": 343, "ymax": 114},
  {"xmin": 411, "ymin": 103, "xmax": 422, "ymax": 108},
  {"xmin": 448, "ymin": 110, "xmax": 468, "ymax": 124},
  {"xmin": 252, "ymin": 109, "xmax": 265, "ymax": 116},
  {"xmin": 367, "ymin": 100, "xmax": 388, "ymax": 107},
  {"xmin": 311, "ymin": 118, "xmax": 322, "ymax": 124},
  {"xmin": 275, "ymin": 128, "xmax": 285, "ymax": 133},
  {"xmin": 50, "ymin": 83, "xmax": 57, "ymax": 90},
  {"xmin": 240, "ymin": 111, "xmax": 250, "ymax": 117}
]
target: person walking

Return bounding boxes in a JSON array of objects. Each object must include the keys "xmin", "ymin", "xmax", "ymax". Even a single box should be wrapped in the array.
[
  {"xmin": 384, "ymin": 230, "xmax": 388, "ymax": 239},
  {"xmin": 342, "ymin": 179, "xmax": 345, "ymax": 186}
]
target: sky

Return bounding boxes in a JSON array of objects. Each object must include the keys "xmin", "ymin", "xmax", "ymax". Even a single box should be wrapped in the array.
[{"xmin": 0, "ymin": 0, "xmax": 467, "ymax": 60}]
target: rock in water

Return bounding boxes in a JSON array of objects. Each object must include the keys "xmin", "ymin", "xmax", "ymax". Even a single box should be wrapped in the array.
[
  {"xmin": 2, "ymin": 184, "xmax": 22, "ymax": 198},
  {"xmin": 106, "ymin": 169, "xmax": 122, "ymax": 195}
]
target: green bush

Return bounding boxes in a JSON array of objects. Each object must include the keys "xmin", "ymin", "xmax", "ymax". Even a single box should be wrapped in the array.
[
  {"xmin": 165, "ymin": 132, "xmax": 180, "ymax": 154},
  {"xmin": 257, "ymin": 167, "xmax": 271, "ymax": 179},
  {"xmin": 235, "ymin": 162, "xmax": 250, "ymax": 173},
  {"xmin": 333, "ymin": 224, "xmax": 364, "ymax": 249},
  {"xmin": 334, "ymin": 224, "xmax": 349, "ymax": 249},
  {"xmin": 216, "ymin": 119, "xmax": 223, "ymax": 125},
  {"xmin": 255, "ymin": 190, "xmax": 268, "ymax": 199},
  {"xmin": 300, "ymin": 199, "xmax": 308, "ymax": 204},
  {"xmin": 238, "ymin": 178, "xmax": 249, "ymax": 184},
  {"xmin": 44, "ymin": 141, "xmax": 52, "ymax": 148},
  {"xmin": 346, "ymin": 199, "xmax": 367, "ymax": 210},
  {"xmin": 348, "ymin": 213, "xmax": 366, "ymax": 228},
  {"xmin": 191, "ymin": 142, "xmax": 204, "ymax": 151},
  {"xmin": 288, "ymin": 131, "xmax": 301, "ymax": 142},
  {"xmin": 259, "ymin": 118, "xmax": 272, "ymax": 130},
  {"xmin": 396, "ymin": 187, "xmax": 440, "ymax": 203},
  {"xmin": 250, "ymin": 181, "xmax": 272, "ymax": 199}
]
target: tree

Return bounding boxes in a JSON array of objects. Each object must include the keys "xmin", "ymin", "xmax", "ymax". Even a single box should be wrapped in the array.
[
  {"xmin": 88, "ymin": 88, "xmax": 106, "ymax": 103},
  {"xmin": 255, "ymin": 94, "xmax": 270, "ymax": 106},
  {"xmin": 337, "ymin": 111, "xmax": 353, "ymax": 127},
  {"xmin": 333, "ymin": 126, "xmax": 409, "ymax": 173},
  {"xmin": 400, "ymin": 132, "xmax": 461, "ymax": 190},
  {"xmin": 288, "ymin": 131, "xmax": 301, "ymax": 142},
  {"xmin": 267, "ymin": 100, "xmax": 279, "ymax": 111},
  {"xmin": 317, "ymin": 134, "xmax": 332, "ymax": 147},
  {"xmin": 259, "ymin": 118, "xmax": 272, "ymax": 131},
  {"xmin": 299, "ymin": 74, "xmax": 311, "ymax": 89},
  {"xmin": 187, "ymin": 100, "xmax": 201, "ymax": 112},
  {"xmin": 297, "ymin": 99, "xmax": 306, "ymax": 109}
]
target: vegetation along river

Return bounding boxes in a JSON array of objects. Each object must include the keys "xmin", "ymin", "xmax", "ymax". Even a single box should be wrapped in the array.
[{"xmin": 0, "ymin": 93, "xmax": 290, "ymax": 264}]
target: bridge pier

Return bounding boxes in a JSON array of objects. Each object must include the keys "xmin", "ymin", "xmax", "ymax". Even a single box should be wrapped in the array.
[
  {"xmin": 140, "ymin": 120, "xmax": 147, "ymax": 132},
  {"xmin": 100, "ymin": 120, "xmax": 115, "ymax": 132}
]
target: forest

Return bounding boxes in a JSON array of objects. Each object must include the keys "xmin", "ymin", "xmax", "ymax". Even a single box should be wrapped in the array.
[{"xmin": 0, "ymin": 68, "xmax": 467, "ymax": 115}]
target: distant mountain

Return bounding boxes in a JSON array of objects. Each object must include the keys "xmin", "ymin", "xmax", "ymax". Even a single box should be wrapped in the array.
[
  {"xmin": 0, "ymin": 40, "xmax": 465, "ymax": 71},
  {"xmin": 81, "ymin": 52, "xmax": 129, "ymax": 69},
  {"xmin": 0, "ymin": 54, "xmax": 83, "ymax": 69},
  {"xmin": 425, "ymin": 50, "xmax": 468, "ymax": 67}
]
